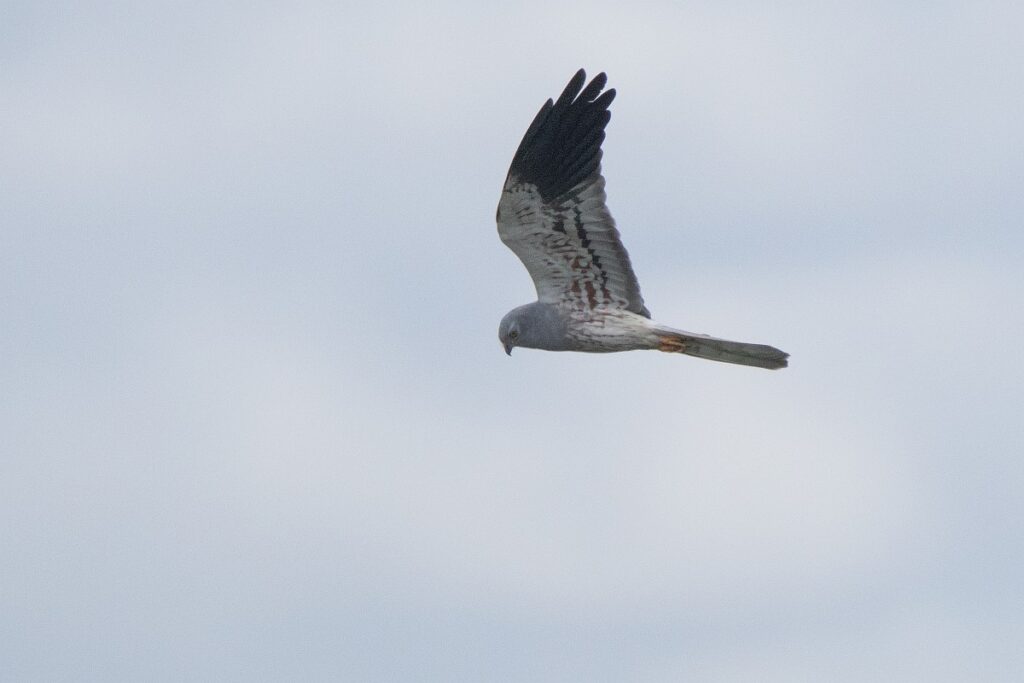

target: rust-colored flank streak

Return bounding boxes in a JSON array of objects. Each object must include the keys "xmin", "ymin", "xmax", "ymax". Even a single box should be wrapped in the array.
[{"xmin": 657, "ymin": 335, "xmax": 687, "ymax": 353}]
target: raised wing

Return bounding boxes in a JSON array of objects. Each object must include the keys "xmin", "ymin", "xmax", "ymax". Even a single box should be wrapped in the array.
[{"xmin": 496, "ymin": 70, "xmax": 650, "ymax": 318}]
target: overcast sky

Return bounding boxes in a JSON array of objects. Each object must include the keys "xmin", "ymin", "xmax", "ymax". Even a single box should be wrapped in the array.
[{"xmin": 2, "ymin": 2, "xmax": 1023, "ymax": 681}]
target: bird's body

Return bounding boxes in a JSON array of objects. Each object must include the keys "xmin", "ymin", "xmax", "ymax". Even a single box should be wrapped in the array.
[
  {"xmin": 499, "ymin": 302, "xmax": 656, "ymax": 353},
  {"xmin": 496, "ymin": 70, "xmax": 789, "ymax": 370}
]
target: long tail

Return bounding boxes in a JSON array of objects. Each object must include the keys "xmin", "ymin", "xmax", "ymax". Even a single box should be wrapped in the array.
[{"xmin": 655, "ymin": 327, "xmax": 789, "ymax": 370}]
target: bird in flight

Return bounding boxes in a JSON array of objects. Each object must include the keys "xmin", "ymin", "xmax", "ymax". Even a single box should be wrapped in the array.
[{"xmin": 495, "ymin": 69, "xmax": 789, "ymax": 370}]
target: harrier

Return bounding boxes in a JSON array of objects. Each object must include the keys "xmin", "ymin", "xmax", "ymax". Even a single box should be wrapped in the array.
[{"xmin": 496, "ymin": 69, "xmax": 788, "ymax": 370}]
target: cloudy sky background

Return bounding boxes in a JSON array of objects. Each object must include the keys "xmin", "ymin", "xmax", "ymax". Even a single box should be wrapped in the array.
[{"xmin": 3, "ymin": 2, "xmax": 1023, "ymax": 680}]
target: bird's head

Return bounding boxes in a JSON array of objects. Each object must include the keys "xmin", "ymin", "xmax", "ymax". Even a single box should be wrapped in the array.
[
  {"xmin": 497, "ymin": 310, "xmax": 522, "ymax": 355},
  {"xmin": 498, "ymin": 303, "xmax": 569, "ymax": 356}
]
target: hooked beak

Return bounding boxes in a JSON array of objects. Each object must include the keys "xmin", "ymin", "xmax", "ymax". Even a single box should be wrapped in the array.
[{"xmin": 503, "ymin": 342, "xmax": 513, "ymax": 356}]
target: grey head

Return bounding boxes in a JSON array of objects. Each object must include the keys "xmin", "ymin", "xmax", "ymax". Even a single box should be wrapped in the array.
[{"xmin": 498, "ymin": 302, "xmax": 570, "ymax": 355}]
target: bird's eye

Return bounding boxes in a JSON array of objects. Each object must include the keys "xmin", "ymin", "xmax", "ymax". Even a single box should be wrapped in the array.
[{"xmin": 509, "ymin": 330, "xmax": 519, "ymax": 340}]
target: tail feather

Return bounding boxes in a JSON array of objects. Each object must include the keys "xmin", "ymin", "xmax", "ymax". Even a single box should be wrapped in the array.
[{"xmin": 656, "ymin": 328, "xmax": 789, "ymax": 370}]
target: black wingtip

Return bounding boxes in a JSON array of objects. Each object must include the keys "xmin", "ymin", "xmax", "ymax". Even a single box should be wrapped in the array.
[
  {"xmin": 578, "ymin": 72, "xmax": 607, "ymax": 103},
  {"xmin": 506, "ymin": 70, "xmax": 615, "ymax": 202},
  {"xmin": 556, "ymin": 69, "xmax": 588, "ymax": 108}
]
